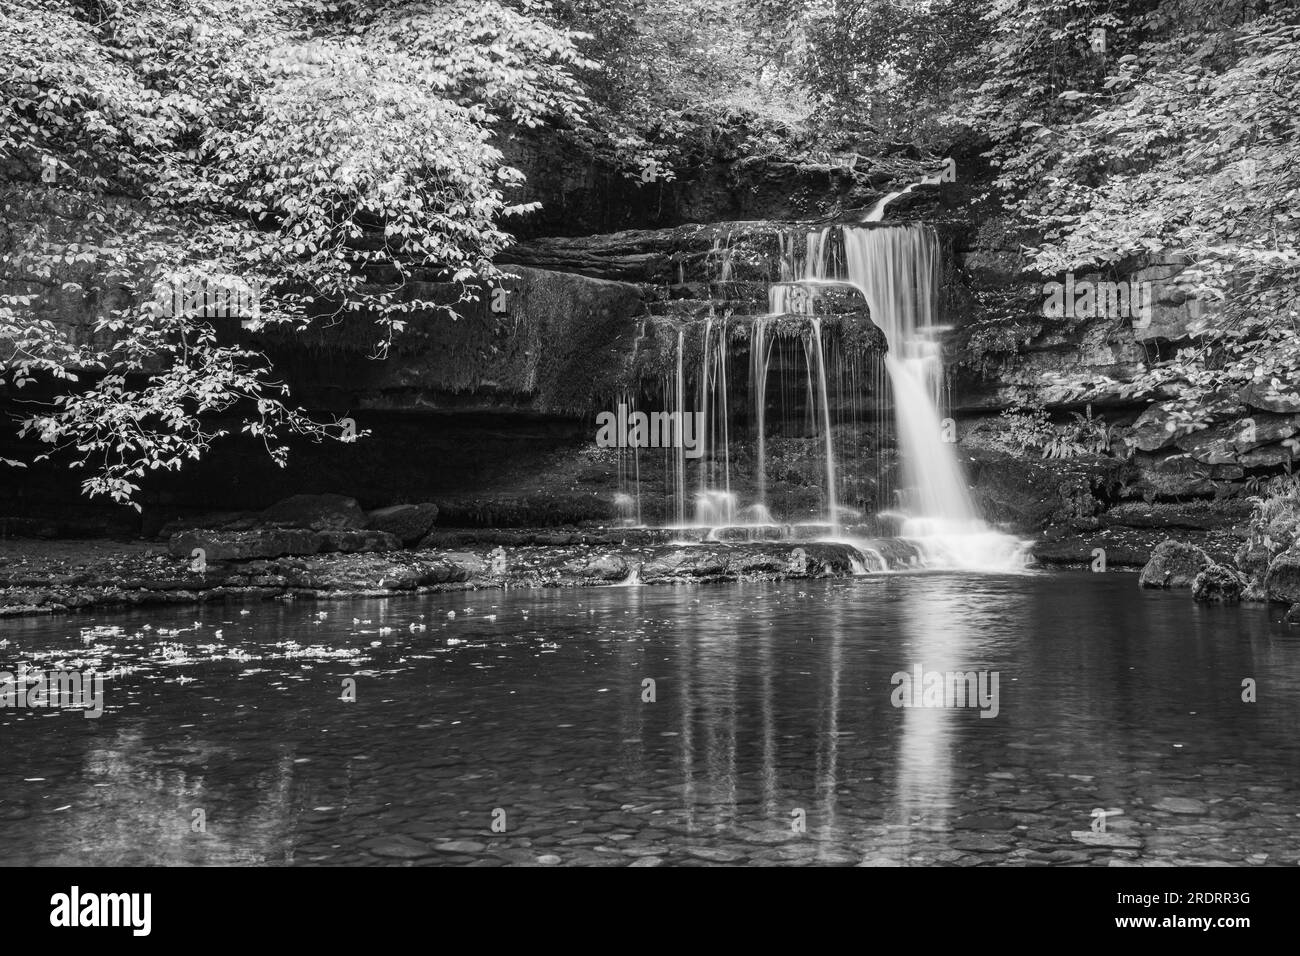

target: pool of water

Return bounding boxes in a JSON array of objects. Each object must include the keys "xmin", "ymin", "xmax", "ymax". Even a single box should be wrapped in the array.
[{"xmin": 2, "ymin": 571, "xmax": 1298, "ymax": 866}]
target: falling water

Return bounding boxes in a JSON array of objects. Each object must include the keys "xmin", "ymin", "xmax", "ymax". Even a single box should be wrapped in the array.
[
  {"xmin": 808, "ymin": 315, "xmax": 839, "ymax": 529},
  {"xmin": 751, "ymin": 315, "xmax": 771, "ymax": 510},
  {"xmin": 614, "ymin": 219, "xmax": 1026, "ymax": 569},
  {"xmin": 842, "ymin": 224, "xmax": 1028, "ymax": 568}
]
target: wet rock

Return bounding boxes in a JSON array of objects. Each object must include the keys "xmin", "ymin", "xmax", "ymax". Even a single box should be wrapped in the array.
[
  {"xmin": 572, "ymin": 553, "xmax": 630, "ymax": 581},
  {"xmin": 1070, "ymin": 831, "xmax": 1142, "ymax": 849},
  {"xmin": 285, "ymin": 552, "xmax": 470, "ymax": 590},
  {"xmin": 1139, "ymin": 539, "xmax": 1212, "ymax": 589},
  {"xmin": 685, "ymin": 846, "xmax": 746, "ymax": 863},
  {"xmin": 168, "ymin": 528, "xmax": 323, "ymax": 561},
  {"xmin": 730, "ymin": 550, "xmax": 792, "ymax": 575},
  {"xmin": 431, "ymin": 840, "xmax": 487, "ymax": 855},
  {"xmin": 1103, "ymin": 499, "xmax": 1252, "ymax": 532},
  {"xmin": 968, "ymin": 449, "xmax": 1127, "ymax": 531},
  {"xmin": 262, "ymin": 493, "xmax": 367, "ymax": 531},
  {"xmin": 1191, "ymin": 563, "xmax": 1245, "ymax": 603},
  {"xmin": 317, "ymin": 529, "xmax": 401, "ymax": 554},
  {"xmin": 1152, "ymin": 797, "xmax": 1208, "ymax": 814},
  {"xmin": 641, "ymin": 548, "xmax": 729, "ymax": 580},
  {"xmin": 628, "ymin": 856, "xmax": 664, "ymax": 867},
  {"xmin": 362, "ymin": 835, "xmax": 432, "ymax": 859},
  {"xmin": 366, "ymin": 503, "xmax": 440, "ymax": 545},
  {"xmin": 1234, "ymin": 540, "xmax": 1273, "ymax": 595},
  {"xmin": 438, "ymin": 551, "xmax": 488, "ymax": 575},
  {"xmin": 950, "ymin": 835, "xmax": 1015, "ymax": 853},
  {"xmin": 1264, "ymin": 543, "xmax": 1300, "ymax": 604}
]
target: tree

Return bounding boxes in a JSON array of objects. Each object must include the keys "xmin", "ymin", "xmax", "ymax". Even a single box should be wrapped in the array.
[
  {"xmin": 1, "ymin": 0, "xmax": 593, "ymax": 504},
  {"xmin": 956, "ymin": 0, "xmax": 1300, "ymax": 433}
]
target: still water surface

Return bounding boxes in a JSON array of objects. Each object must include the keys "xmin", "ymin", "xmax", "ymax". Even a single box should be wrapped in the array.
[{"xmin": 2, "ymin": 572, "xmax": 1297, "ymax": 866}]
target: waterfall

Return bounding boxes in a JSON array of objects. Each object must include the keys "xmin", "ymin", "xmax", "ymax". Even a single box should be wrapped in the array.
[
  {"xmin": 751, "ymin": 315, "xmax": 772, "ymax": 516},
  {"xmin": 614, "ymin": 218, "xmax": 1027, "ymax": 569},
  {"xmin": 842, "ymin": 225, "xmax": 1028, "ymax": 568},
  {"xmin": 808, "ymin": 315, "xmax": 839, "ymax": 530}
]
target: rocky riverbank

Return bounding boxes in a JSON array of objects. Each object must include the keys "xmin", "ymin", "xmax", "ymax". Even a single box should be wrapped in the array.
[
  {"xmin": 0, "ymin": 535, "xmax": 880, "ymax": 618},
  {"xmin": 4, "ymin": 489, "xmax": 1298, "ymax": 620}
]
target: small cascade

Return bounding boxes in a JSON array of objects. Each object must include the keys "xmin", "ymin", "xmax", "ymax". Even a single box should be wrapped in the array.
[
  {"xmin": 864, "ymin": 158, "xmax": 956, "ymax": 222},
  {"xmin": 751, "ymin": 314, "xmax": 772, "ymax": 510},
  {"xmin": 610, "ymin": 216, "xmax": 1028, "ymax": 571},
  {"xmin": 808, "ymin": 315, "xmax": 839, "ymax": 530}
]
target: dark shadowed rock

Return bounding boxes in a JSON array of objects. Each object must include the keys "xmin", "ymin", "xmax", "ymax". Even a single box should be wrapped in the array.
[
  {"xmin": 1139, "ymin": 539, "xmax": 1212, "ymax": 588},
  {"xmin": 167, "ymin": 528, "xmax": 322, "ymax": 561},
  {"xmin": 283, "ymin": 552, "xmax": 470, "ymax": 590},
  {"xmin": 262, "ymin": 493, "xmax": 366, "ymax": 531},
  {"xmin": 367, "ymin": 503, "xmax": 440, "ymax": 545},
  {"xmin": 1191, "ymin": 564, "xmax": 1245, "ymax": 603},
  {"xmin": 1264, "ymin": 544, "xmax": 1300, "ymax": 604},
  {"xmin": 1129, "ymin": 402, "xmax": 1183, "ymax": 453},
  {"xmin": 317, "ymin": 529, "xmax": 401, "ymax": 554},
  {"xmin": 1103, "ymin": 499, "xmax": 1252, "ymax": 532}
]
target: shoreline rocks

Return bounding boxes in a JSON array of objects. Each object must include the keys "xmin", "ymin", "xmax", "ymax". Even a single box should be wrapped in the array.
[
  {"xmin": 1191, "ymin": 564, "xmax": 1246, "ymax": 603},
  {"xmin": 1139, "ymin": 539, "xmax": 1212, "ymax": 589},
  {"xmin": 0, "ymin": 539, "xmax": 884, "ymax": 618}
]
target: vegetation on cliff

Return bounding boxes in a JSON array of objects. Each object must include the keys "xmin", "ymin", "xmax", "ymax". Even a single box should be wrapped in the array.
[{"xmin": 2, "ymin": 0, "xmax": 1298, "ymax": 507}]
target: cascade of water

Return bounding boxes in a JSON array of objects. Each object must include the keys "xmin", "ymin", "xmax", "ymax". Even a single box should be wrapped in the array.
[
  {"xmin": 752, "ymin": 315, "xmax": 771, "ymax": 511},
  {"xmin": 864, "ymin": 184, "xmax": 918, "ymax": 222},
  {"xmin": 674, "ymin": 326, "xmax": 687, "ymax": 527},
  {"xmin": 696, "ymin": 315, "xmax": 714, "ymax": 523},
  {"xmin": 808, "ymin": 315, "xmax": 839, "ymax": 530},
  {"xmin": 611, "ymin": 218, "xmax": 1026, "ymax": 567},
  {"xmin": 842, "ymin": 224, "xmax": 1028, "ymax": 568},
  {"xmin": 864, "ymin": 159, "xmax": 955, "ymax": 222}
]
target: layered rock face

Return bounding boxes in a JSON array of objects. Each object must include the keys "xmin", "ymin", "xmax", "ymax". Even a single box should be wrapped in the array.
[{"xmin": 2, "ymin": 134, "xmax": 1292, "ymax": 568}]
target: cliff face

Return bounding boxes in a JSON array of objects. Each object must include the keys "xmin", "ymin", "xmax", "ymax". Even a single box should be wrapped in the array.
[
  {"xmin": 2, "ymin": 133, "xmax": 1289, "ymax": 539},
  {"xmin": 264, "ymin": 266, "xmax": 649, "ymax": 417},
  {"xmin": 496, "ymin": 126, "xmax": 918, "ymax": 239}
]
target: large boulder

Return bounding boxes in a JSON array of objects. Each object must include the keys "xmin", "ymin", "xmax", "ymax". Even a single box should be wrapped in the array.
[
  {"xmin": 1139, "ymin": 539, "xmax": 1212, "ymax": 589},
  {"xmin": 1264, "ymin": 544, "xmax": 1300, "ymax": 604},
  {"xmin": 366, "ymin": 503, "xmax": 439, "ymax": 545},
  {"xmin": 1192, "ymin": 564, "xmax": 1246, "ymax": 603},
  {"xmin": 565, "ymin": 553, "xmax": 630, "ymax": 581},
  {"xmin": 1129, "ymin": 402, "xmax": 1183, "ymax": 453},
  {"xmin": 641, "ymin": 548, "xmax": 730, "ymax": 581},
  {"xmin": 967, "ymin": 450, "xmax": 1127, "ymax": 531},
  {"xmin": 262, "ymin": 493, "xmax": 366, "ymax": 531},
  {"xmin": 168, "ymin": 528, "xmax": 323, "ymax": 562}
]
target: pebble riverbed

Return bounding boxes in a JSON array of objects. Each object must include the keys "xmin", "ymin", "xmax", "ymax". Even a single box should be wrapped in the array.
[{"xmin": 1, "ymin": 572, "xmax": 1297, "ymax": 866}]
